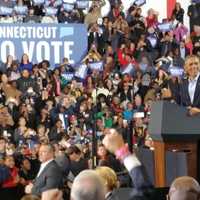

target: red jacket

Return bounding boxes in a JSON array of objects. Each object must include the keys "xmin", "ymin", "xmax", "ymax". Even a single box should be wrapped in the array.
[
  {"xmin": 2, "ymin": 167, "xmax": 19, "ymax": 188},
  {"xmin": 117, "ymin": 49, "xmax": 137, "ymax": 69}
]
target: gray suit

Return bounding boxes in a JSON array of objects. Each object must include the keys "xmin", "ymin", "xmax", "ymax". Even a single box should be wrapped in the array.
[{"xmin": 32, "ymin": 160, "xmax": 63, "ymax": 196}]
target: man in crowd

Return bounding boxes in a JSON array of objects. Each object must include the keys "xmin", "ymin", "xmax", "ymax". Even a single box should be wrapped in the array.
[
  {"xmin": 71, "ymin": 169, "xmax": 106, "ymax": 200},
  {"xmin": 179, "ymin": 55, "xmax": 200, "ymax": 116},
  {"xmin": 25, "ymin": 144, "xmax": 63, "ymax": 197},
  {"xmin": 168, "ymin": 176, "xmax": 200, "ymax": 200}
]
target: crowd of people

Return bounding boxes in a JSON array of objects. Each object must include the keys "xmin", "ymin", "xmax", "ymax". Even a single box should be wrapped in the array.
[{"xmin": 1, "ymin": 0, "xmax": 200, "ymax": 200}]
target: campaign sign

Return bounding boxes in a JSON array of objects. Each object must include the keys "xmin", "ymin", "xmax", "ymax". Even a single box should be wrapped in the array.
[
  {"xmin": 134, "ymin": 0, "xmax": 146, "ymax": 6},
  {"xmin": 45, "ymin": 7, "xmax": 58, "ymax": 16},
  {"xmin": 192, "ymin": 0, "xmax": 200, "ymax": 3},
  {"xmin": 88, "ymin": 61, "xmax": 104, "ymax": 71},
  {"xmin": 157, "ymin": 23, "xmax": 173, "ymax": 32},
  {"xmin": 0, "ymin": 7, "xmax": 13, "ymax": 16},
  {"xmin": 75, "ymin": 63, "xmax": 88, "ymax": 79},
  {"xmin": 33, "ymin": 0, "xmax": 45, "ymax": 5},
  {"xmin": 0, "ymin": 24, "xmax": 88, "ymax": 67},
  {"xmin": 169, "ymin": 66, "xmax": 184, "ymax": 77},
  {"xmin": 122, "ymin": 63, "xmax": 135, "ymax": 75},
  {"xmin": 62, "ymin": 73, "xmax": 74, "ymax": 81},
  {"xmin": 77, "ymin": 1, "xmax": 90, "ymax": 9}
]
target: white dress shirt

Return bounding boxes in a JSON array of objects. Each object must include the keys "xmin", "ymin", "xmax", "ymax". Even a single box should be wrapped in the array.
[
  {"xmin": 37, "ymin": 159, "xmax": 54, "ymax": 177},
  {"xmin": 188, "ymin": 73, "xmax": 200, "ymax": 104},
  {"xmin": 180, "ymin": 47, "xmax": 186, "ymax": 59}
]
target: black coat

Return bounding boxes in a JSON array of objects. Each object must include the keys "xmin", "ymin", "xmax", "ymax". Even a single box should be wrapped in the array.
[
  {"xmin": 179, "ymin": 75, "xmax": 200, "ymax": 108},
  {"xmin": 32, "ymin": 160, "xmax": 63, "ymax": 196}
]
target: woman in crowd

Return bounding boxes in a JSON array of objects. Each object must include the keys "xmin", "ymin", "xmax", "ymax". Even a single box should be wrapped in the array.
[
  {"xmin": 97, "ymin": 144, "xmax": 123, "ymax": 173},
  {"xmin": 19, "ymin": 54, "xmax": 33, "ymax": 73},
  {"xmin": 172, "ymin": 2, "xmax": 185, "ymax": 24},
  {"xmin": 95, "ymin": 166, "xmax": 118, "ymax": 200}
]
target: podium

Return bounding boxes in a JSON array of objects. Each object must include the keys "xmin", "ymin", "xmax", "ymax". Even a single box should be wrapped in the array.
[{"xmin": 148, "ymin": 101, "xmax": 200, "ymax": 187}]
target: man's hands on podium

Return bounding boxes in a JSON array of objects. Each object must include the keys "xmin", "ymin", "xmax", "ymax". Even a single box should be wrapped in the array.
[{"xmin": 187, "ymin": 106, "xmax": 200, "ymax": 116}]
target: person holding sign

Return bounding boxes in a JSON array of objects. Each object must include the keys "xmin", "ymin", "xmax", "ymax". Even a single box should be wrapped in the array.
[{"xmin": 84, "ymin": 0, "xmax": 106, "ymax": 27}]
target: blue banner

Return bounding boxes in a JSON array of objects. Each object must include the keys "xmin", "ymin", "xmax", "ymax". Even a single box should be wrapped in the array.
[
  {"xmin": 0, "ymin": 24, "xmax": 88, "ymax": 66},
  {"xmin": 0, "ymin": 23, "xmax": 88, "ymax": 67}
]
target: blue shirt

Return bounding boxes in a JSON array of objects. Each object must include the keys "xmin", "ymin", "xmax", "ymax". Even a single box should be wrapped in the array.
[
  {"xmin": 123, "ymin": 110, "xmax": 134, "ymax": 122},
  {"xmin": 19, "ymin": 62, "xmax": 33, "ymax": 72}
]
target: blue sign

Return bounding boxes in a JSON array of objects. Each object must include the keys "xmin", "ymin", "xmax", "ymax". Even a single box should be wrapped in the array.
[
  {"xmin": 192, "ymin": 0, "xmax": 200, "ymax": 3},
  {"xmin": 134, "ymin": 0, "xmax": 146, "ymax": 6},
  {"xmin": 14, "ymin": 6, "xmax": 28, "ymax": 15},
  {"xmin": 44, "ymin": 7, "xmax": 58, "ymax": 16},
  {"xmin": 77, "ymin": 1, "xmax": 90, "ymax": 9},
  {"xmin": 0, "ymin": 7, "xmax": 13, "ymax": 16},
  {"xmin": 157, "ymin": 23, "xmax": 173, "ymax": 32},
  {"xmin": 89, "ymin": 61, "xmax": 104, "ymax": 71},
  {"xmin": 63, "ymin": 3, "xmax": 74, "ymax": 11},
  {"xmin": 0, "ymin": 24, "xmax": 88, "ymax": 67},
  {"xmin": 33, "ymin": 0, "xmax": 45, "ymax": 5},
  {"xmin": 122, "ymin": 63, "xmax": 135, "ymax": 75},
  {"xmin": 169, "ymin": 66, "xmax": 184, "ymax": 77},
  {"xmin": 62, "ymin": 73, "xmax": 74, "ymax": 81},
  {"xmin": 75, "ymin": 63, "xmax": 88, "ymax": 79}
]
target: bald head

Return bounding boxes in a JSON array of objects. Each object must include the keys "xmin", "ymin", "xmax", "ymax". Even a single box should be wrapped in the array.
[
  {"xmin": 169, "ymin": 176, "xmax": 200, "ymax": 200},
  {"xmin": 71, "ymin": 170, "xmax": 105, "ymax": 200}
]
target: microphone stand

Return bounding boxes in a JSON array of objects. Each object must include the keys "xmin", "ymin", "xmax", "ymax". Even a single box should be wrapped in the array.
[{"xmin": 91, "ymin": 83, "xmax": 98, "ymax": 169}]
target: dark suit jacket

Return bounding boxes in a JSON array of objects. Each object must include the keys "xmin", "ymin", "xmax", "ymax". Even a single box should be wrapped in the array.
[
  {"xmin": 107, "ymin": 165, "xmax": 154, "ymax": 200},
  {"xmin": 32, "ymin": 160, "xmax": 63, "ymax": 196},
  {"xmin": 88, "ymin": 31, "xmax": 105, "ymax": 55},
  {"xmin": 179, "ymin": 75, "xmax": 200, "ymax": 108}
]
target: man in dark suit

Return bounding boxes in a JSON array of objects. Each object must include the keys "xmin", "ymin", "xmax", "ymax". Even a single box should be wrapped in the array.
[
  {"xmin": 179, "ymin": 55, "xmax": 200, "ymax": 116},
  {"xmin": 179, "ymin": 40, "xmax": 190, "ymax": 60},
  {"xmin": 187, "ymin": 1, "xmax": 200, "ymax": 32},
  {"xmin": 159, "ymin": 32, "xmax": 176, "ymax": 57},
  {"xmin": 25, "ymin": 144, "xmax": 63, "ymax": 197}
]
